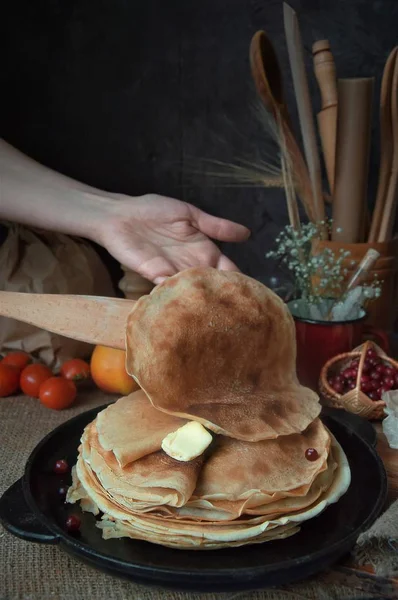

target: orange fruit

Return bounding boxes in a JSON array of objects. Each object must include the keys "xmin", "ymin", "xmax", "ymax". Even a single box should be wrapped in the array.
[{"xmin": 90, "ymin": 345, "xmax": 139, "ymax": 395}]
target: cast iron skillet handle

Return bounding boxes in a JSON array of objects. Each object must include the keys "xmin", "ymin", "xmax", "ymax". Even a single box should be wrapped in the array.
[
  {"xmin": 321, "ymin": 406, "xmax": 377, "ymax": 447},
  {"xmin": 0, "ymin": 478, "xmax": 60, "ymax": 544}
]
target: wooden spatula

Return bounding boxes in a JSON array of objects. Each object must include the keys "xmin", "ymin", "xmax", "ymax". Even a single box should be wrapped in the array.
[{"xmin": 0, "ymin": 292, "xmax": 135, "ymax": 350}]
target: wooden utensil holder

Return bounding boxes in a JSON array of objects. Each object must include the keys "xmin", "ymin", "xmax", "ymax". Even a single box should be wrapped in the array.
[{"xmin": 312, "ymin": 239, "xmax": 398, "ymax": 330}]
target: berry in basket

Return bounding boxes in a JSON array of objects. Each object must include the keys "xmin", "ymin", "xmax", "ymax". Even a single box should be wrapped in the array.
[{"xmin": 319, "ymin": 342, "xmax": 398, "ymax": 420}]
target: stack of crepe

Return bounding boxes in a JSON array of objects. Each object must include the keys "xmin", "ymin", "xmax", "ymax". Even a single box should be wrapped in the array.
[{"xmin": 67, "ymin": 268, "xmax": 351, "ymax": 549}]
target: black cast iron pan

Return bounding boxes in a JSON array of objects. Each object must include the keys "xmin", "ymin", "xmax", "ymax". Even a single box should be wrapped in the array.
[{"xmin": 0, "ymin": 405, "xmax": 387, "ymax": 593}]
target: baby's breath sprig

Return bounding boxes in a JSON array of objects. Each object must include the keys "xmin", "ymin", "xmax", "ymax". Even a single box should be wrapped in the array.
[{"xmin": 266, "ymin": 220, "xmax": 351, "ymax": 306}]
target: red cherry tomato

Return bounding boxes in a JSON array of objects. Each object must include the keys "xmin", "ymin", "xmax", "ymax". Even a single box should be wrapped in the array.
[
  {"xmin": 60, "ymin": 359, "xmax": 90, "ymax": 382},
  {"xmin": 0, "ymin": 364, "xmax": 20, "ymax": 397},
  {"xmin": 20, "ymin": 364, "xmax": 53, "ymax": 398},
  {"xmin": 1, "ymin": 351, "xmax": 32, "ymax": 371},
  {"xmin": 39, "ymin": 377, "xmax": 77, "ymax": 410}
]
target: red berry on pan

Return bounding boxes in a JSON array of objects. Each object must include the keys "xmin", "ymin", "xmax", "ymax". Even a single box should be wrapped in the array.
[
  {"xmin": 53, "ymin": 459, "xmax": 69, "ymax": 475},
  {"xmin": 65, "ymin": 515, "xmax": 81, "ymax": 532},
  {"xmin": 305, "ymin": 448, "xmax": 319, "ymax": 461},
  {"xmin": 58, "ymin": 486, "xmax": 68, "ymax": 499}
]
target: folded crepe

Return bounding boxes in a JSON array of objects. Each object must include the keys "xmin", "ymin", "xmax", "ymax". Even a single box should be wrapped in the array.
[
  {"xmin": 125, "ymin": 268, "xmax": 320, "ymax": 441},
  {"xmin": 95, "ymin": 391, "xmax": 186, "ymax": 467}
]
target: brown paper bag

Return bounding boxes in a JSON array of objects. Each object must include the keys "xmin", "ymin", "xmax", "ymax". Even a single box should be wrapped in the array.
[{"xmin": 0, "ymin": 224, "xmax": 115, "ymax": 369}]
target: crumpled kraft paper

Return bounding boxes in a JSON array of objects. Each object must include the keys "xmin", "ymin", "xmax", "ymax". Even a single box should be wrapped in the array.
[{"xmin": 0, "ymin": 224, "xmax": 115, "ymax": 369}]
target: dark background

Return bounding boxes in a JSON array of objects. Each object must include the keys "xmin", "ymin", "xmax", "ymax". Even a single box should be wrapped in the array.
[{"xmin": 2, "ymin": 0, "xmax": 397, "ymax": 283}]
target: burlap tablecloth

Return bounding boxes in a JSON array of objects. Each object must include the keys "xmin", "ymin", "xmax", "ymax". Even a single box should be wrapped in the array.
[{"xmin": 0, "ymin": 390, "xmax": 396, "ymax": 600}]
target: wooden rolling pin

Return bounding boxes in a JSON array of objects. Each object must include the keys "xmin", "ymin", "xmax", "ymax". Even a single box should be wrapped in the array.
[
  {"xmin": 332, "ymin": 78, "xmax": 374, "ymax": 243},
  {"xmin": 313, "ymin": 40, "xmax": 338, "ymax": 194}
]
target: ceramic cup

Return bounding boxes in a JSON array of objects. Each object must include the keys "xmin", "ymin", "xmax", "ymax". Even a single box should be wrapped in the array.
[{"xmin": 287, "ymin": 301, "xmax": 389, "ymax": 391}]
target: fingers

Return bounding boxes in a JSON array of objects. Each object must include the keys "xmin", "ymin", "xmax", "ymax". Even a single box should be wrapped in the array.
[
  {"xmin": 191, "ymin": 208, "xmax": 250, "ymax": 243},
  {"xmin": 133, "ymin": 256, "xmax": 178, "ymax": 285},
  {"xmin": 216, "ymin": 254, "xmax": 241, "ymax": 272}
]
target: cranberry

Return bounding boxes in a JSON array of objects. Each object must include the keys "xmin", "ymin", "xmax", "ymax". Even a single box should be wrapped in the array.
[
  {"xmin": 342, "ymin": 368, "xmax": 356, "ymax": 380},
  {"xmin": 65, "ymin": 515, "xmax": 81, "ymax": 532},
  {"xmin": 362, "ymin": 360, "xmax": 372, "ymax": 373},
  {"xmin": 370, "ymin": 370, "xmax": 382, "ymax": 381},
  {"xmin": 360, "ymin": 374, "xmax": 370, "ymax": 383},
  {"xmin": 361, "ymin": 381, "xmax": 373, "ymax": 393},
  {"xmin": 332, "ymin": 380, "xmax": 344, "ymax": 394},
  {"xmin": 58, "ymin": 486, "xmax": 68, "ymax": 499},
  {"xmin": 384, "ymin": 366, "xmax": 396, "ymax": 378},
  {"xmin": 54, "ymin": 459, "xmax": 69, "ymax": 475},
  {"xmin": 334, "ymin": 374, "xmax": 344, "ymax": 384},
  {"xmin": 383, "ymin": 377, "xmax": 395, "ymax": 389},
  {"xmin": 368, "ymin": 391, "xmax": 379, "ymax": 400},
  {"xmin": 350, "ymin": 358, "xmax": 360, "ymax": 368},
  {"xmin": 369, "ymin": 380, "xmax": 380, "ymax": 391},
  {"xmin": 374, "ymin": 364, "xmax": 386, "ymax": 376},
  {"xmin": 305, "ymin": 448, "xmax": 319, "ymax": 461},
  {"xmin": 348, "ymin": 380, "xmax": 356, "ymax": 390},
  {"xmin": 366, "ymin": 348, "xmax": 377, "ymax": 358},
  {"xmin": 378, "ymin": 385, "xmax": 390, "ymax": 397},
  {"xmin": 369, "ymin": 357, "xmax": 381, "ymax": 367}
]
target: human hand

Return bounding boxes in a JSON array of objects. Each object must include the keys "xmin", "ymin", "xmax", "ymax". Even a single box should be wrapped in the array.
[{"xmin": 96, "ymin": 194, "xmax": 250, "ymax": 284}]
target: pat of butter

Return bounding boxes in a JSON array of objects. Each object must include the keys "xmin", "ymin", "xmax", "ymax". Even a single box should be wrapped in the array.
[{"xmin": 161, "ymin": 421, "xmax": 212, "ymax": 462}]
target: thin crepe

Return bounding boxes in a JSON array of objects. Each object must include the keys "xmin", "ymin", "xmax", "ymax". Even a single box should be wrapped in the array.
[
  {"xmin": 125, "ymin": 268, "xmax": 320, "ymax": 441},
  {"xmin": 96, "ymin": 391, "xmax": 187, "ymax": 467},
  {"xmin": 82, "ymin": 421, "xmax": 203, "ymax": 508}
]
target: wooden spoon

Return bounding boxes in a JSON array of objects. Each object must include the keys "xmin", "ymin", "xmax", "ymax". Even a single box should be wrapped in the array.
[
  {"xmin": 368, "ymin": 47, "xmax": 398, "ymax": 242},
  {"xmin": 0, "ymin": 292, "xmax": 135, "ymax": 350},
  {"xmin": 250, "ymin": 30, "xmax": 318, "ymax": 221}
]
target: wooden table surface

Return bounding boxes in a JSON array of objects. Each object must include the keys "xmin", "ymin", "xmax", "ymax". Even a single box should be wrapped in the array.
[{"xmin": 320, "ymin": 424, "xmax": 397, "ymax": 598}]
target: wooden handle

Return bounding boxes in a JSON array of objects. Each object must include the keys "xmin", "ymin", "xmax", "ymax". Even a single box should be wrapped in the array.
[
  {"xmin": 284, "ymin": 4, "xmax": 326, "ymax": 233},
  {"xmin": 0, "ymin": 293, "xmax": 135, "ymax": 349},
  {"xmin": 368, "ymin": 47, "xmax": 397, "ymax": 242},
  {"xmin": 378, "ymin": 53, "xmax": 398, "ymax": 242},
  {"xmin": 332, "ymin": 78, "xmax": 374, "ymax": 243},
  {"xmin": 313, "ymin": 40, "xmax": 338, "ymax": 193},
  {"xmin": 313, "ymin": 40, "xmax": 338, "ymax": 110}
]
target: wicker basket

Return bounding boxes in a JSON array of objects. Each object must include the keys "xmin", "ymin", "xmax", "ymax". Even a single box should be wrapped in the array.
[{"xmin": 319, "ymin": 341, "xmax": 398, "ymax": 421}]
